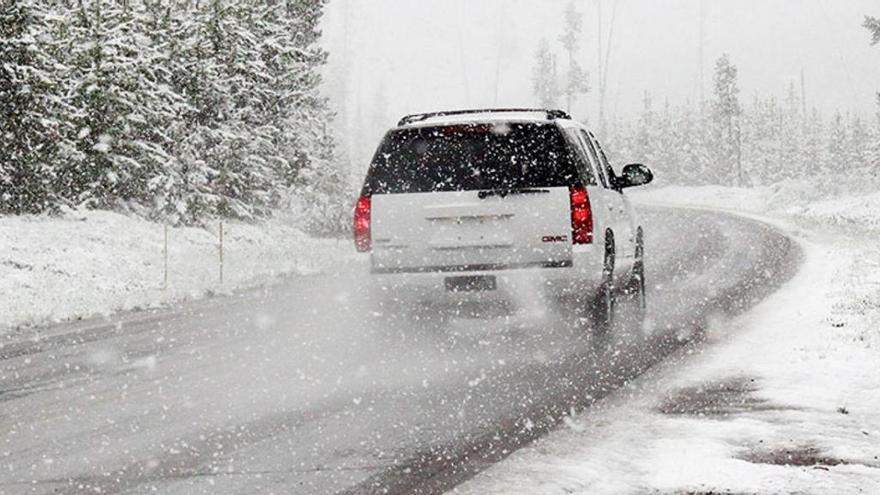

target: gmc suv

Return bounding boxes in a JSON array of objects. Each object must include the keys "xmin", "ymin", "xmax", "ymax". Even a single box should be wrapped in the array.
[{"xmin": 353, "ymin": 108, "xmax": 653, "ymax": 331}]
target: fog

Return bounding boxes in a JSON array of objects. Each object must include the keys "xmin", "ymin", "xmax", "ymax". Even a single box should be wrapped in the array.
[
  {"xmin": 4, "ymin": 1, "xmax": 879, "ymax": 492},
  {"xmin": 322, "ymin": 0, "xmax": 880, "ymax": 165}
]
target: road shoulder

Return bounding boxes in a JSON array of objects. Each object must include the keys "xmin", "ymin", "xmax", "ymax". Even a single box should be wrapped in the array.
[
  {"xmin": 0, "ymin": 209, "xmax": 355, "ymax": 338},
  {"xmin": 452, "ymin": 187, "xmax": 880, "ymax": 494}
]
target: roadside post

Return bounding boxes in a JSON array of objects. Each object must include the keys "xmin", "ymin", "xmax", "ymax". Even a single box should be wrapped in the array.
[
  {"xmin": 163, "ymin": 224, "xmax": 169, "ymax": 290},
  {"xmin": 219, "ymin": 221, "xmax": 224, "ymax": 285}
]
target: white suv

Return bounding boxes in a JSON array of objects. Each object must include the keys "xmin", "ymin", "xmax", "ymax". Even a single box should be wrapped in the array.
[{"xmin": 353, "ymin": 109, "xmax": 653, "ymax": 330}]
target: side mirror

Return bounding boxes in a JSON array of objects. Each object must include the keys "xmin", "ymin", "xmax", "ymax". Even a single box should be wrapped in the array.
[{"xmin": 616, "ymin": 163, "xmax": 653, "ymax": 189}]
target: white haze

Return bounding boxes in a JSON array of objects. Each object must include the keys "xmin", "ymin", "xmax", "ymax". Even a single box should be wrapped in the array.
[{"xmin": 321, "ymin": 0, "xmax": 880, "ymax": 168}]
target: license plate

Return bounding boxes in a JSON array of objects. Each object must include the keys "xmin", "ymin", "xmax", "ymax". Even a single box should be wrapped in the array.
[{"xmin": 445, "ymin": 275, "xmax": 497, "ymax": 292}]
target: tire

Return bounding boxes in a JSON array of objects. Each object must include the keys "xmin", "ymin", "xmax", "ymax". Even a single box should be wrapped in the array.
[
  {"xmin": 592, "ymin": 230, "xmax": 616, "ymax": 334},
  {"xmin": 630, "ymin": 227, "xmax": 647, "ymax": 325}
]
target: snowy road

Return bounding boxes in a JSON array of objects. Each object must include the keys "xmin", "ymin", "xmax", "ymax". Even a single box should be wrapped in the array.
[{"xmin": 0, "ymin": 207, "xmax": 799, "ymax": 495}]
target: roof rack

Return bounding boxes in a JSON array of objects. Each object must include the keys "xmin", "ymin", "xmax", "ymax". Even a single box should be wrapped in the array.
[{"xmin": 397, "ymin": 108, "xmax": 572, "ymax": 127}]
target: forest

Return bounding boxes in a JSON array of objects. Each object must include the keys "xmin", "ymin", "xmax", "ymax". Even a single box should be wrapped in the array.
[
  {"xmin": 532, "ymin": 3, "xmax": 880, "ymax": 194},
  {"xmin": 3, "ymin": 1, "xmax": 879, "ymax": 230},
  {"xmin": 0, "ymin": 0, "xmax": 347, "ymax": 233}
]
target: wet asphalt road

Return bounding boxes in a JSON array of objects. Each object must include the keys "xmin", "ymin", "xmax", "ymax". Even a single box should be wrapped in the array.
[{"xmin": 0, "ymin": 207, "xmax": 800, "ymax": 494}]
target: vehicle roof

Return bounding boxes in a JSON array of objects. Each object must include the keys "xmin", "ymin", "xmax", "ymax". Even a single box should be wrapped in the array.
[{"xmin": 395, "ymin": 109, "xmax": 581, "ymax": 130}]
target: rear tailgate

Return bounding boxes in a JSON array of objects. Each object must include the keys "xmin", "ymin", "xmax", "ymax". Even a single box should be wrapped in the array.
[{"xmin": 371, "ymin": 188, "xmax": 572, "ymax": 273}]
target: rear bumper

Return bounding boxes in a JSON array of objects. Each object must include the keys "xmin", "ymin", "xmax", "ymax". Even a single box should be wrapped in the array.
[
  {"xmin": 370, "ymin": 259, "xmax": 572, "ymax": 274},
  {"xmin": 369, "ymin": 248, "xmax": 602, "ymax": 307}
]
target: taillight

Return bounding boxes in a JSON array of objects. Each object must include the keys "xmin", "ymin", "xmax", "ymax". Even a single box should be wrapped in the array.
[
  {"xmin": 569, "ymin": 185, "xmax": 593, "ymax": 244},
  {"xmin": 354, "ymin": 196, "xmax": 371, "ymax": 252}
]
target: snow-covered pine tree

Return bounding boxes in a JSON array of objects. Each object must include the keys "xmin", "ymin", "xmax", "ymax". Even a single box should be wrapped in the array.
[
  {"xmin": 865, "ymin": 15, "xmax": 880, "ymax": 43},
  {"xmin": 779, "ymin": 81, "xmax": 804, "ymax": 181},
  {"xmin": 0, "ymin": 1, "xmax": 65, "ymax": 214},
  {"xmin": 54, "ymin": 0, "xmax": 178, "ymax": 211},
  {"xmin": 186, "ymin": 0, "xmax": 281, "ymax": 220},
  {"xmin": 264, "ymin": 0, "xmax": 347, "ymax": 234},
  {"xmin": 861, "ymin": 14, "xmax": 880, "ymax": 187},
  {"xmin": 865, "ymin": 15, "xmax": 880, "ymax": 102},
  {"xmin": 601, "ymin": 116, "xmax": 627, "ymax": 165},
  {"xmin": 558, "ymin": 0, "xmax": 589, "ymax": 113},
  {"xmin": 665, "ymin": 104, "xmax": 690, "ymax": 185},
  {"xmin": 710, "ymin": 54, "xmax": 743, "ymax": 185},
  {"xmin": 693, "ymin": 103, "xmax": 715, "ymax": 185},
  {"xmin": 135, "ymin": 0, "xmax": 206, "ymax": 223},
  {"xmin": 532, "ymin": 38, "xmax": 560, "ymax": 109},
  {"xmin": 633, "ymin": 91, "xmax": 660, "ymax": 177},
  {"xmin": 672, "ymin": 102, "xmax": 711, "ymax": 186},
  {"xmin": 867, "ymin": 112, "xmax": 880, "ymax": 185},
  {"xmin": 800, "ymin": 107, "xmax": 827, "ymax": 180},
  {"xmin": 827, "ymin": 111, "xmax": 847, "ymax": 183},
  {"xmin": 1, "ymin": 0, "xmax": 340, "ymax": 225},
  {"xmin": 652, "ymin": 99, "xmax": 679, "ymax": 183},
  {"xmin": 160, "ymin": 1, "xmax": 279, "ymax": 222},
  {"xmin": 742, "ymin": 96, "xmax": 772, "ymax": 185},
  {"xmin": 846, "ymin": 114, "xmax": 870, "ymax": 188}
]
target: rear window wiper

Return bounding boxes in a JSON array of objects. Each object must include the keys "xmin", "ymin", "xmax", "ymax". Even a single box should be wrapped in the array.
[{"xmin": 477, "ymin": 188, "xmax": 550, "ymax": 199}]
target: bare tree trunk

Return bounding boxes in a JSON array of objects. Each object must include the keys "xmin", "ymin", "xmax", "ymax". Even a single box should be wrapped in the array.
[
  {"xmin": 596, "ymin": 0, "xmax": 616, "ymax": 137},
  {"xmin": 698, "ymin": 0, "xmax": 705, "ymax": 107}
]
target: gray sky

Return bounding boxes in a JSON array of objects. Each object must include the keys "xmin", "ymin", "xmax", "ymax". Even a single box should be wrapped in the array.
[{"xmin": 322, "ymin": 0, "xmax": 880, "ymax": 160}]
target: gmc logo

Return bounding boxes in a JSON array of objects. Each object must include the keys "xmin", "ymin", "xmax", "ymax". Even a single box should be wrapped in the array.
[{"xmin": 542, "ymin": 235, "xmax": 568, "ymax": 243}]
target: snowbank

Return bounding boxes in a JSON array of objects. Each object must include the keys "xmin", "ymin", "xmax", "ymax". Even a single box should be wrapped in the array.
[
  {"xmin": 0, "ymin": 209, "xmax": 354, "ymax": 335},
  {"xmin": 634, "ymin": 182, "xmax": 880, "ymax": 228},
  {"xmin": 454, "ymin": 185, "xmax": 880, "ymax": 494}
]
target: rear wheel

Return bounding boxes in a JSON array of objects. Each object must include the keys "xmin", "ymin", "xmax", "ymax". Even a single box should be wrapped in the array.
[
  {"xmin": 630, "ymin": 227, "xmax": 647, "ymax": 326},
  {"xmin": 592, "ymin": 230, "xmax": 616, "ymax": 334}
]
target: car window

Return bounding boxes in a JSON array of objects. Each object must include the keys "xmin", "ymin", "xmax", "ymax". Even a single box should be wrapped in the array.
[
  {"xmin": 579, "ymin": 130, "xmax": 610, "ymax": 188},
  {"xmin": 563, "ymin": 129, "xmax": 598, "ymax": 186},
  {"xmin": 589, "ymin": 132, "xmax": 618, "ymax": 188},
  {"xmin": 363, "ymin": 123, "xmax": 580, "ymax": 194}
]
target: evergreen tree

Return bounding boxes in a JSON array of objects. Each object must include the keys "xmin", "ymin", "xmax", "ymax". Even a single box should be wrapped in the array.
[
  {"xmin": 0, "ymin": 1, "xmax": 65, "ymax": 213},
  {"xmin": 743, "ymin": 96, "xmax": 773, "ymax": 185},
  {"xmin": 532, "ymin": 38, "xmax": 560, "ymax": 109},
  {"xmin": 0, "ymin": 0, "xmax": 341, "ymax": 227},
  {"xmin": 827, "ymin": 111, "xmax": 847, "ymax": 179},
  {"xmin": 867, "ymin": 112, "xmax": 880, "ymax": 184},
  {"xmin": 272, "ymin": 0, "xmax": 345, "ymax": 233},
  {"xmin": 864, "ymin": 13, "xmax": 880, "ymax": 103},
  {"xmin": 710, "ymin": 54, "xmax": 743, "ymax": 185},
  {"xmin": 801, "ymin": 108, "xmax": 827, "ymax": 178},
  {"xmin": 633, "ymin": 91, "xmax": 662, "ymax": 178},
  {"xmin": 862, "ymin": 14, "xmax": 880, "ymax": 185},
  {"xmin": 674, "ymin": 102, "xmax": 711, "ymax": 186},
  {"xmin": 844, "ymin": 114, "xmax": 871, "ymax": 188},
  {"xmin": 779, "ymin": 82, "xmax": 804, "ymax": 181},
  {"xmin": 864, "ymin": 15, "xmax": 880, "ymax": 44},
  {"xmin": 653, "ymin": 99, "xmax": 678, "ymax": 183}
]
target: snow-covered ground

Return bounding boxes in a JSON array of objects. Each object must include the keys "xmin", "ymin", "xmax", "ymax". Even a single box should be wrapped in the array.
[
  {"xmin": 453, "ymin": 185, "xmax": 880, "ymax": 494},
  {"xmin": 0, "ymin": 209, "xmax": 354, "ymax": 336}
]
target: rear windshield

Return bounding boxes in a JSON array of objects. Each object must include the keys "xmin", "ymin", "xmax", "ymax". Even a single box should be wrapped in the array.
[{"xmin": 363, "ymin": 122, "xmax": 581, "ymax": 195}]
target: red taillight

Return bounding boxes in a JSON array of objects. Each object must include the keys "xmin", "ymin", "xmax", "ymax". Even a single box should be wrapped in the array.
[
  {"xmin": 354, "ymin": 196, "xmax": 371, "ymax": 252},
  {"xmin": 569, "ymin": 185, "xmax": 593, "ymax": 244}
]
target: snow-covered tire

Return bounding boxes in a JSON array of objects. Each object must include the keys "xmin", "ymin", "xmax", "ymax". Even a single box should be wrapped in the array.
[
  {"xmin": 592, "ymin": 230, "xmax": 616, "ymax": 335},
  {"xmin": 630, "ymin": 227, "xmax": 647, "ymax": 319}
]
